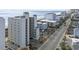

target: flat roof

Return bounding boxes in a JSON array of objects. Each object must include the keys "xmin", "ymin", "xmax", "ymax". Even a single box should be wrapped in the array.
[
  {"xmin": 37, "ymin": 22, "xmax": 47, "ymax": 24},
  {"xmin": 71, "ymin": 38, "xmax": 79, "ymax": 42},
  {"xmin": 38, "ymin": 19, "xmax": 57, "ymax": 23}
]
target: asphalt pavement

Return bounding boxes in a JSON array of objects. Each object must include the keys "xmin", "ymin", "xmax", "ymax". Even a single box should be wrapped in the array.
[{"xmin": 38, "ymin": 19, "xmax": 71, "ymax": 50}]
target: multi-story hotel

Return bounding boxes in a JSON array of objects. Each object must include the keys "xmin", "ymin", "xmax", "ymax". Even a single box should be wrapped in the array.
[
  {"xmin": 0, "ymin": 17, "xmax": 5, "ymax": 49},
  {"xmin": 8, "ymin": 12, "xmax": 40, "ymax": 49},
  {"xmin": 8, "ymin": 16, "xmax": 26, "ymax": 49},
  {"xmin": 29, "ymin": 15, "xmax": 40, "ymax": 40},
  {"xmin": 8, "ymin": 12, "xmax": 30, "ymax": 49}
]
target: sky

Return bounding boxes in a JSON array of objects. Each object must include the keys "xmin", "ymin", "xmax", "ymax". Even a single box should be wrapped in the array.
[{"xmin": 0, "ymin": 9, "xmax": 66, "ymax": 28}]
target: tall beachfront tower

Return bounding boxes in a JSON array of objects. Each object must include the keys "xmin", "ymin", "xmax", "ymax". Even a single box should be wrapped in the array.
[{"xmin": 0, "ymin": 17, "xmax": 5, "ymax": 49}]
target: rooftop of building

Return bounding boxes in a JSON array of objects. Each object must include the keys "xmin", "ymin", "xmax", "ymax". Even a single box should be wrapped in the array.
[
  {"xmin": 37, "ymin": 22, "xmax": 47, "ymax": 24},
  {"xmin": 70, "ymin": 38, "xmax": 79, "ymax": 42},
  {"xmin": 37, "ymin": 18, "xmax": 57, "ymax": 23},
  {"xmin": 15, "ymin": 16, "xmax": 25, "ymax": 18}
]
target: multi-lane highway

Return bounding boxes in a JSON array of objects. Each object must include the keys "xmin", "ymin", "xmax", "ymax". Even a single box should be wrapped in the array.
[{"xmin": 38, "ymin": 18, "xmax": 71, "ymax": 50}]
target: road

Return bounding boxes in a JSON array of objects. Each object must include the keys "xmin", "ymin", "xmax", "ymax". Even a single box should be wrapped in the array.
[{"xmin": 38, "ymin": 18, "xmax": 71, "ymax": 50}]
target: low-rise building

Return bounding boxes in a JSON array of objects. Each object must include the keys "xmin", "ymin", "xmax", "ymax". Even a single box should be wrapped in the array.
[
  {"xmin": 70, "ymin": 38, "xmax": 79, "ymax": 50},
  {"xmin": 74, "ymin": 28, "xmax": 79, "ymax": 38}
]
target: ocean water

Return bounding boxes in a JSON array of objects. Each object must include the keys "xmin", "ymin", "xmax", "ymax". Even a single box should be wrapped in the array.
[{"xmin": 0, "ymin": 9, "xmax": 65, "ymax": 28}]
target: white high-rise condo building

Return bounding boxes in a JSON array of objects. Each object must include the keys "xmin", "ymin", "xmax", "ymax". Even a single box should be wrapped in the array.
[
  {"xmin": 8, "ymin": 12, "xmax": 30, "ymax": 49},
  {"xmin": 8, "ymin": 12, "xmax": 40, "ymax": 49},
  {"xmin": 8, "ymin": 16, "xmax": 26, "ymax": 49},
  {"xmin": 0, "ymin": 17, "xmax": 5, "ymax": 49}
]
